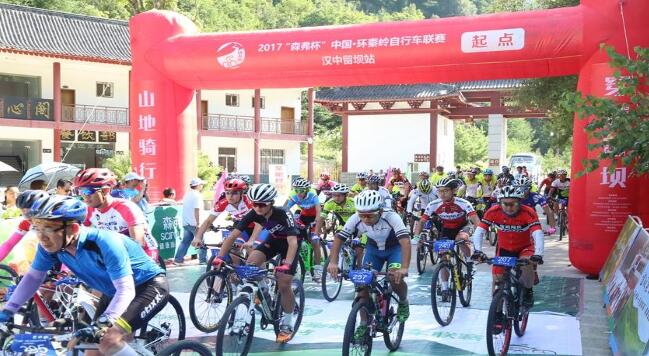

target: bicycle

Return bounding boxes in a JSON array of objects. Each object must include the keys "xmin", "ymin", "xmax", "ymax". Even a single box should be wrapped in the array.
[
  {"xmin": 556, "ymin": 198, "xmax": 568, "ymax": 241},
  {"xmin": 411, "ymin": 216, "xmax": 438, "ymax": 274},
  {"xmin": 341, "ymin": 266, "xmax": 405, "ymax": 356},
  {"xmin": 483, "ymin": 257, "xmax": 538, "ymax": 356},
  {"xmin": 157, "ymin": 340, "xmax": 213, "ymax": 356},
  {"xmin": 429, "ymin": 239, "xmax": 474, "ymax": 326},
  {"xmin": 0, "ymin": 264, "xmax": 18, "ymax": 310},
  {"xmin": 215, "ymin": 265, "xmax": 305, "ymax": 356},
  {"xmin": 473, "ymin": 197, "xmax": 498, "ymax": 246},
  {"xmin": 321, "ymin": 236, "xmax": 363, "ymax": 302},
  {"xmin": 297, "ymin": 224, "xmax": 328, "ymax": 283}
]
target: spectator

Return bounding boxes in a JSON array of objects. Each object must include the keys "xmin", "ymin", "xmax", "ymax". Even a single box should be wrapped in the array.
[
  {"xmin": 159, "ymin": 188, "xmax": 177, "ymax": 205},
  {"xmin": 514, "ymin": 165, "xmax": 524, "ymax": 179},
  {"xmin": 174, "ymin": 178, "xmax": 206, "ymax": 265},
  {"xmin": 112, "ymin": 172, "xmax": 150, "ymax": 213},
  {"xmin": 55, "ymin": 179, "xmax": 73, "ymax": 196},
  {"xmin": 29, "ymin": 180, "xmax": 47, "ymax": 190},
  {"xmin": 1, "ymin": 186, "xmax": 21, "ymax": 219}
]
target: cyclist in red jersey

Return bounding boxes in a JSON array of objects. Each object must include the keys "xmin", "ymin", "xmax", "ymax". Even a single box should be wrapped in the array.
[
  {"xmin": 538, "ymin": 171, "xmax": 556, "ymax": 196},
  {"xmin": 471, "ymin": 186, "xmax": 544, "ymax": 308},
  {"xmin": 73, "ymin": 168, "xmax": 159, "ymax": 263}
]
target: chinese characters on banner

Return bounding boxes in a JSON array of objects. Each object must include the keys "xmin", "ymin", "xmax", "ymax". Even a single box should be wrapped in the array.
[
  {"xmin": 268, "ymin": 164, "xmax": 288, "ymax": 195},
  {"xmin": 461, "ymin": 28, "xmax": 525, "ymax": 53},
  {"xmin": 133, "ymin": 89, "xmax": 159, "ymax": 200}
]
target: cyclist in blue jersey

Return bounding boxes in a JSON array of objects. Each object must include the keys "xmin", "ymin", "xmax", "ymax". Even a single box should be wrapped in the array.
[
  {"xmin": 0, "ymin": 196, "xmax": 167, "ymax": 356},
  {"xmin": 513, "ymin": 176, "xmax": 557, "ymax": 235}
]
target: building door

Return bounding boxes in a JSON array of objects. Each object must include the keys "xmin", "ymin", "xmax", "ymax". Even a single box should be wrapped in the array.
[
  {"xmin": 61, "ymin": 89, "xmax": 75, "ymax": 121},
  {"xmin": 281, "ymin": 107, "xmax": 295, "ymax": 134},
  {"xmin": 201, "ymin": 100, "xmax": 208, "ymax": 129}
]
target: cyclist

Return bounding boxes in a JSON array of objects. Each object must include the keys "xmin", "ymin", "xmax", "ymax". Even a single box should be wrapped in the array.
[
  {"xmin": 318, "ymin": 183, "xmax": 356, "ymax": 233},
  {"xmin": 0, "ymin": 196, "xmax": 168, "ymax": 356},
  {"xmin": 548, "ymin": 169, "xmax": 570, "ymax": 213},
  {"xmin": 315, "ymin": 172, "xmax": 336, "ymax": 196},
  {"xmin": 327, "ymin": 190, "xmax": 411, "ymax": 322},
  {"xmin": 481, "ymin": 169, "xmax": 497, "ymax": 209},
  {"xmin": 192, "ymin": 178, "xmax": 253, "ymax": 252},
  {"xmin": 367, "ymin": 174, "xmax": 394, "ymax": 211},
  {"xmin": 284, "ymin": 177, "xmax": 324, "ymax": 280},
  {"xmin": 388, "ymin": 168, "xmax": 409, "ymax": 192},
  {"xmin": 413, "ymin": 177, "xmax": 480, "ymax": 299},
  {"xmin": 430, "ymin": 166, "xmax": 445, "ymax": 185},
  {"xmin": 513, "ymin": 176, "xmax": 557, "ymax": 235},
  {"xmin": 471, "ymin": 186, "xmax": 545, "ymax": 309},
  {"xmin": 0, "ymin": 190, "xmax": 49, "ymax": 262},
  {"xmin": 407, "ymin": 179, "xmax": 438, "ymax": 238},
  {"xmin": 538, "ymin": 171, "xmax": 557, "ymax": 196},
  {"xmin": 212, "ymin": 184, "xmax": 300, "ymax": 343},
  {"xmin": 458, "ymin": 168, "xmax": 482, "ymax": 202},
  {"xmin": 73, "ymin": 168, "xmax": 159, "ymax": 263},
  {"xmin": 350, "ymin": 172, "xmax": 368, "ymax": 196},
  {"xmin": 497, "ymin": 166, "xmax": 515, "ymax": 182}
]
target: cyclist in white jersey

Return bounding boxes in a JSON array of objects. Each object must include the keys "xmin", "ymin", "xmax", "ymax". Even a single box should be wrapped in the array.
[{"xmin": 367, "ymin": 174, "xmax": 394, "ymax": 211}]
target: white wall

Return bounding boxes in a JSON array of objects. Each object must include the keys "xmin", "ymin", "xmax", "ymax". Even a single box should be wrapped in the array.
[
  {"xmin": 436, "ymin": 114, "xmax": 455, "ymax": 170},
  {"xmin": 201, "ymin": 88, "xmax": 303, "ymax": 121},
  {"xmin": 0, "ymin": 127, "xmax": 52, "ymax": 163}
]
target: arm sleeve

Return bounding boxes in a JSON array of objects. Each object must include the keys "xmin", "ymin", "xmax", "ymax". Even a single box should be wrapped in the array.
[
  {"xmin": 102, "ymin": 275, "xmax": 136, "ymax": 322},
  {"xmin": 406, "ymin": 193, "xmax": 417, "ymax": 213},
  {"xmin": 471, "ymin": 226, "xmax": 486, "ymax": 252},
  {"xmin": 0, "ymin": 225, "xmax": 28, "ymax": 261},
  {"xmin": 532, "ymin": 229, "xmax": 545, "ymax": 255},
  {"xmin": 4, "ymin": 268, "xmax": 47, "ymax": 313}
]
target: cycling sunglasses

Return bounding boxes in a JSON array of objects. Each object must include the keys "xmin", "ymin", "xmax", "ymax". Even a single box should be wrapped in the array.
[
  {"xmin": 252, "ymin": 202, "xmax": 271, "ymax": 208},
  {"xmin": 76, "ymin": 187, "xmax": 102, "ymax": 197},
  {"xmin": 295, "ymin": 188, "xmax": 309, "ymax": 194},
  {"xmin": 500, "ymin": 201, "xmax": 520, "ymax": 208},
  {"xmin": 358, "ymin": 211, "xmax": 379, "ymax": 218}
]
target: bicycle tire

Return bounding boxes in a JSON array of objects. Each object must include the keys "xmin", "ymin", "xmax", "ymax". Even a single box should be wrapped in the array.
[
  {"xmin": 136, "ymin": 294, "xmax": 186, "ymax": 353},
  {"xmin": 382, "ymin": 293, "xmax": 405, "ymax": 351},
  {"xmin": 156, "ymin": 340, "xmax": 213, "ymax": 356},
  {"xmin": 0, "ymin": 264, "xmax": 18, "ymax": 310},
  {"xmin": 457, "ymin": 259, "xmax": 473, "ymax": 307},
  {"xmin": 514, "ymin": 286, "xmax": 530, "ymax": 337},
  {"xmin": 215, "ymin": 295, "xmax": 254, "ymax": 356},
  {"xmin": 342, "ymin": 300, "xmax": 373, "ymax": 356},
  {"xmin": 321, "ymin": 256, "xmax": 343, "ymax": 302},
  {"xmin": 189, "ymin": 269, "xmax": 233, "ymax": 333},
  {"xmin": 430, "ymin": 262, "xmax": 457, "ymax": 326},
  {"xmin": 559, "ymin": 211, "xmax": 568, "ymax": 240},
  {"xmin": 273, "ymin": 279, "xmax": 305, "ymax": 341},
  {"xmin": 416, "ymin": 244, "xmax": 427, "ymax": 274},
  {"xmin": 486, "ymin": 291, "xmax": 512, "ymax": 356}
]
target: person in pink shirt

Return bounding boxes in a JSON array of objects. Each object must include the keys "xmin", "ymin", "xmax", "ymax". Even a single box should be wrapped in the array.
[{"xmin": 0, "ymin": 190, "xmax": 49, "ymax": 262}]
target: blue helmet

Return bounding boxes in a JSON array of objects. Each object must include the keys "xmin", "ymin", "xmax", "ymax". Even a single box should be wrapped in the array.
[
  {"xmin": 30, "ymin": 196, "xmax": 88, "ymax": 223},
  {"xmin": 484, "ymin": 169, "xmax": 494, "ymax": 175}
]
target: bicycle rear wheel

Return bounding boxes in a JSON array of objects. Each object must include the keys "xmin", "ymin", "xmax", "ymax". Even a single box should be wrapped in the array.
[
  {"xmin": 430, "ymin": 261, "xmax": 457, "ymax": 326},
  {"xmin": 383, "ymin": 293, "xmax": 405, "ymax": 351},
  {"xmin": 189, "ymin": 269, "xmax": 233, "ymax": 332},
  {"xmin": 486, "ymin": 291, "xmax": 512, "ymax": 356},
  {"xmin": 135, "ymin": 294, "xmax": 186, "ymax": 354},
  {"xmin": 157, "ymin": 340, "xmax": 213, "ymax": 356},
  {"xmin": 216, "ymin": 295, "xmax": 255, "ymax": 356},
  {"xmin": 342, "ymin": 300, "xmax": 373, "ymax": 356},
  {"xmin": 416, "ymin": 244, "xmax": 428, "ymax": 274},
  {"xmin": 457, "ymin": 259, "xmax": 473, "ymax": 307}
]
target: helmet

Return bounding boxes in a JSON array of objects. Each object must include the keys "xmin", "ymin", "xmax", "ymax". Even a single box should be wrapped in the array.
[
  {"xmin": 292, "ymin": 178, "xmax": 311, "ymax": 189},
  {"xmin": 447, "ymin": 172, "xmax": 457, "ymax": 178},
  {"xmin": 355, "ymin": 190, "xmax": 383, "ymax": 212},
  {"xmin": 320, "ymin": 172, "xmax": 330, "ymax": 180},
  {"xmin": 17, "ymin": 190, "xmax": 50, "ymax": 210},
  {"xmin": 436, "ymin": 177, "xmax": 459, "ymax": 189},
  {"xmin": 418, "ymin": 171, "xmax": 430, "ymax": 179},
  {"xmin": 236, "ymin": 175, "xmax": 252, "ymax": 185},
  {"xmin": 30, "ymin": 196, "xmax": 88, "ymax": 223},
  {"xmin": 224, "ymin": 179, "xmax": 247, "ymax": 192},
  {"xmin": 367, "ymin": 175, "xmax": 381, "ymax": 184},
  {"xmin": 391, "ymin": 168, "xmax": 401, "ymax": 173},
  {"xmin": 484, "ymin": 169, "xmax": 494, "ymax": 175},
  {"xmin": 356, "ymin": 172, "xmax": 368, "ymax": 179},
  {"xmin": 498, "ymin": 186, "xmax": 524, "ymax": 200},
  {"xmin": 73, "ymin": 168, "xmax": 116, "ymax": 188},
  {"xmin": 247, "ymin": 184, "xmax": 277, "ymax": 203},
  {"xmin": 501, "ymin": 166, "xmax": 510, "ymax": 173},
  {"xmin": 557, "ymin": 169, "xmax": 568, "ymax": 175},
  {"xmin": 469, "ymin": 168, "xmax": 478, "ymax": 175},
  {"xmin": 512, "ymin": 176, "xmax": 532, "ymax": 189},
  {"xmin": 497, "ymin": 177, "xmax": 511, "ymax": 186},
  {"xmin": 548, "ymin": 171, "xmax": 557, "ymax": 178},
  {"xmin": 418, "ymin": 179, "xmax": 432, "ymax": 193},
  {"xmin": 331, "ymin": 183, "xmax": 350, "ymax": 194}
]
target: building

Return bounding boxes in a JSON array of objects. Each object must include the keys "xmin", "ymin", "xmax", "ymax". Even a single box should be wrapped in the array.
[
  {"xmin": 0, "ymin": 3, "xmax": 307, "ymax": 187},
  {"xmin": 315, "ymin": 81, "xmax": 545, "ymax": 174}
]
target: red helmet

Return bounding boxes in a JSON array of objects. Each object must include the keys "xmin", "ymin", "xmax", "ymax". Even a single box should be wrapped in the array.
[
  {"xmin": 224, "ymin": 178, "xmax": 247, "ymax": 192},
  {"xmin": 73, "ymin": 168, "xmax": 116, "ymax": 188},
  {"xmin": 320, "ymin": 172, "xmax": 330, "ymax": 180}
]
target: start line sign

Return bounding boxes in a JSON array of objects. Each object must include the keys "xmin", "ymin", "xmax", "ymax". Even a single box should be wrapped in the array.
[{"xmin": 414, "ymin": 154, "xmax": 429, "ymax": 163}]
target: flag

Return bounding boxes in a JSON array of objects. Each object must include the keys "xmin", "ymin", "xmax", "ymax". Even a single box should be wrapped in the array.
[
  {"xmin": 384, "ymin": 166, "xmax": 392, "ymax": 188},
  {"xmin": 213, "ymin": 171, "xmax": 228, "ymax": 201}
]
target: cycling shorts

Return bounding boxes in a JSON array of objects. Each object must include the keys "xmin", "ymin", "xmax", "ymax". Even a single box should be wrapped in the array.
[
  {"xmin": 492, "ymin": 245, "xmax": 534, "ymax": 276},
  {"xmin": 363, "ymin": 244, "xmax": 401, "ymax": 272},
  {"xmin": 95, "ymin": 274, "xmax": 169, "ymax": 332},
  {"xmin": 255, "ymin": 239, "xmax": 302, "ymax": 276},
  {"xmin": 439, "ymin": 225, "xmax": 472, "ymax": 240}
]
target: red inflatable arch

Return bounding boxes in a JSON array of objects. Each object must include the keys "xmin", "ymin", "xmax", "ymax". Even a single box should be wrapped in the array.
[{"xmin": 130, "ymin": 0, "xmax": 649, "ymax": 275}]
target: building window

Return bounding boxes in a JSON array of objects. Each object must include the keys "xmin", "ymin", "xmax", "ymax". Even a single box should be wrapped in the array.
[
  {"xmin": 218, "ymin": 147, "xmax": 237, "ymax": 172},
  {"xmin": 226, "ymin": 94, "xmax": 239, "ymax": 107},
  {"xmin": 0, "ymin": 73, "xmax": 41, "ymax": 98},
  {"xmin": 96, "ymin": 82, "xmax": 114, "ymax": 98},
  {"xmin": 260, "ymin": 149, "xmax": 284, "ymax": 174},
  {"xmin": 251, "ymin": 96, "xmax": 265, "ymax": 109}
]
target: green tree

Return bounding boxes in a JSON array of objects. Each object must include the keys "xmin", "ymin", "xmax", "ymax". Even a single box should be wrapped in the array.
[
  {"xmin": 506, "ymin": 119, "xmax": 536, "ymax": 156},
  {"xmin": 455, "ymin": 122, "xmax": 488, "ymax": 166},
  {"xmin": 102, "ymin": 153, "xmax": 131, "ymax": 181},
  {"xmin": 561, "ymin": 46, "xmax": 649, "ymax": 176},
  {"xmin": 196, "ymin": 152, "xmax": 222, "ymax": 192}
]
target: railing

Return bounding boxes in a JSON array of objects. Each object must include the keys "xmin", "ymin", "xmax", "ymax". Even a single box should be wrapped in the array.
[
  {"xmin": 204, "ymin": 114, "xmax": 306, "ymax": 135},
  {"xmin": 0, "ymin": 95, "xmax": 54, "ymax": 121},
  {"xmin": 62, "ymin": 104, "xmax": 129, "ymax": 125}
]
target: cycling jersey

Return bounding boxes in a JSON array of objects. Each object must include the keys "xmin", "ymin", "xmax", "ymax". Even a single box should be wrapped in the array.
[
  {"xmin": 374, "ymin": 187, "xmax": 394, "ymax": 211},
  {"xmin": 31, "ymin": 228, "xmax": 164, "ymax": 297},
  {"xmin": 539, "ymin": 177, "xmax": 553, "ymax": 195},
  {"xmin": 551, "ymin": 178, "xmax": 570, "ymax": 199},
  {"xmin": 430, "ymin": 174, "xmax": 445, "ymax": 185},
  {"xmin": 211, "ymin": 196, "xmax": 252, "ymax": 220},
  {"xmin": 321, "ymin": 198, "xmax": 356, "ymax": 223},
  {"xmin": 477, "ymin": 205, "xmax": 543, "ymax": 252},
  {"xmin": 316, "ymin": 180, "xmax": 336, "ymax": 192},
  {"xmin": 235, "ymin": 207, "xmax": 300, "ymax": 240},
  {"xmin": 83, "ymin": 198, "xmax": 158, "ymax": 252},
  {"xmin": 521, "ymin": 192, "xmax": 548, "ymax": 209},
  {"xmin": 350, "ymin": 183, "xmax": 366, "ymax": 194},
  {"xmin": 406, "ymin": 189, "xmax": 438, "ymax": 213},
  {"xmin": 286, "ymin": 191, "xmax": 320, "ymax": 217},
  {"xmin": 463, "ymin": 179, "xmax": 482, "ymax": 198},
  {"xmin": 421, "ymin": 197, "xmax": 477, "ymax": 230},
  {"xmin": 337, "ymin": 211, "xmax": 409, "ymax": 250},
  {"xmin": 481, "ymin": 178, "xmax": 497, "ymax": 198}
]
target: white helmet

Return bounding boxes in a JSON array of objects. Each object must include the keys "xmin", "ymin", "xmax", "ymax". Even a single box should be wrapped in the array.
[
  {"xmin": 355, "ymin": 190, "xmax": 383, "ymax": 212},
  {"xmin": 331, "ymin": 183, "xmax": 350, "ymax": 194},
  {"xmin": 248, "ymin": 184, "xmax": 278, "ymax": 203},
  {"xmin": 291, "ymin": 178, "xmax": 310, "ymax": 189},
  {"xmin": 497, "ymin": 186, "xmax": 524, "ymax": 201},
  {"xmin": 512, "ymin": 176, "xmax": 532, "ymax": 189},
  {"xmin": 356, "ymin": 172, "xmax": 368, "ymax": 179}
]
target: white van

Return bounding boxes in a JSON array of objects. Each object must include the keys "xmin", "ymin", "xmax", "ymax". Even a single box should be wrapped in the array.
[{"xmin": 509, "ymin": 153, "xmax": 542, "ymax": 182}]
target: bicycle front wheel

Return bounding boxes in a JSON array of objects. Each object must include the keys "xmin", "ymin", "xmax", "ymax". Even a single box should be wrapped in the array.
[
  {"xmin": 189, "ymin": 269, "xmax": 233, "ymax": 332},
  {"xmin": 430, "ymin": 261, "xmax": 457, "ymax": 326},
  {"xmin": 216, "ymin": 295, "xmax": 255, "ymax": 356},
  {"xmin": 383, "ymin": 293, "xmax": 405, "ymax": 351},
  {"xmin": 342, "ymin": 300, "xmax": 373, "ymax": 356},
  {"xmin": 0, "ymin": 264, "xmax": 18, "ymax": 310},
  {"xmin": 273, "ymin": 279, "xmax": 305, "ymax": 341},
  {"xmin": 157, "ymin": 340, "xmax": 213, "ymax": 356},
  {"xmin": 486, "ymin": 291, "xmax": 512, "ymax": 356},
  {"xmin": 321, "ymin": 256, "xmax": 343, "ymax": 302},
  {"xmin": 416, "ymin": 244, "xmax": 428, "ymax": 275},
  {"xmin": 457, "ymin": 260, "xmax": 473, "ymax": 307}
]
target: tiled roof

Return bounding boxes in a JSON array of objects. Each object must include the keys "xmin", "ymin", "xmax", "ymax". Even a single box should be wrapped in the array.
[
  {"xmin": 316, "ymin": 79, "xmax": 526, "ymax": 102},
  {"xmin": 0, "ymin": 3, "xmax": 130, "ymax": 64}
]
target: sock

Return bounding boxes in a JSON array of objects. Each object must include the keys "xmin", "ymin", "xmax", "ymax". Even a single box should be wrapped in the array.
[{"xmin": 281, "ymin": 312, "xmax": 293, "ymax": 326}]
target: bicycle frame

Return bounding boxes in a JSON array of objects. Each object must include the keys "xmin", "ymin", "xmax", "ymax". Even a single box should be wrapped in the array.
[
  {"xmin": 350, "ymin": 270, "xmax": 394, "ymax": 334},
  {"xmin": 436, "ymin": 241, "xmax": 470, "ymax": 292}
]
